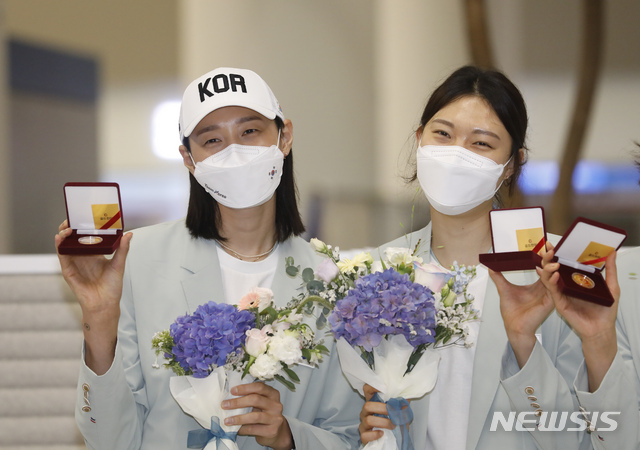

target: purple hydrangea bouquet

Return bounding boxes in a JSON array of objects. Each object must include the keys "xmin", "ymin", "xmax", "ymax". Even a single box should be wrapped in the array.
[
  {"xmin": 151, "ymin": 289, "xmax": 328, "ymax": 450},
  {"xmin": 288, "ymin": 239, "xmax": 479, "ymax": 450}
]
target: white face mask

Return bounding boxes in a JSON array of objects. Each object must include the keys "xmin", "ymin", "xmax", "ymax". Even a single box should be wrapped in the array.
[
  {"xmin": 416, "ymin": 144, "xmax": 512, "ymax": 216},
  {"xmin": 190, "ymin": 132, "xmax": 284, "ymax": 209}
]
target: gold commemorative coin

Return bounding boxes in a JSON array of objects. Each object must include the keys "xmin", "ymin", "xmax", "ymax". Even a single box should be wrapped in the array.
[
  {"xmin": 572, "ymin": 272, "xmax": 595, "ymax": 289},
  {"xmin": 78, "ymin": 236, "xmax": 103, "ymax": 245}
]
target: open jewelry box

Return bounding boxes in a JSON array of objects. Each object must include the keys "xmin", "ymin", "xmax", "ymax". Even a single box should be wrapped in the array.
[
  {"xmin": 58, "ymin": 182, "xmax": 124, "ymax": 255},
  {"xmin": 479, "ymin": 206, "xmax": 546, "ymax": 272},
  {"xmin": 552, "ymin": 217, "xmax": 626, "ymax": 306}
]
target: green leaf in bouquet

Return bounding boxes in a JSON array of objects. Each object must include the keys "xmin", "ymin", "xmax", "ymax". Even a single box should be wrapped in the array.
[
  {"xmin": 306, "ymin": 280, "xmax": 325, "ymax": 294},
  {"xmin": 301, "ymin": 301, "xmax": 315, "ymax": 316},
  {"xmin": 259, "ymin": 305, "xmax": 279, "ymax": 323},
  {"xmin": 315, "ymin": 344, "xmax": 329, "ymax": 355},
  {"xmin": 274, "ymin": 374, "xmax": 296, "ymax": 391},
  {"xmin": 242, "ymin": 355, "xmax": 257, "ymax": 379},
  {"xmin": 285, "ymin": 256, "xmax": 295, "ymax": 267},
  {"xmin": 301, "ymin": 348, "xmax": 312, "ymax": 362},
  {"xmin": 302, "ymin": 267, "xmax": 315, "ymax": 282},
  {"xmin": 316, "ymin": 314, "xmax": 327, "ymax": 329},
  {"xmin": 405, "ymin": 343, "xmax": 426, "ymax": 375},
  {"xmin": 166, "ymin": 360, "xmax": 186, "ymax": 376},
  {"xmin": 286, "ymin": 265, "xmax": 299, "ymax": 277},
  {"xmin": 358, "ymin": 348, "xmax": 375, "ymax": 369},
  {"xmin": 282, "ymin": 365, "xmax": 300, "ymax": 383}
]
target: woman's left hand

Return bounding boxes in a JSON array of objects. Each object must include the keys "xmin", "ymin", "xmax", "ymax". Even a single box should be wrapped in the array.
[
  {"xmin": 490, "ymin": 253, "xmax": 555, "ymax": 368},
  {"xmin": 538, "ymin": 244, "xmax": 619, "ymax": 391},
  {"xmin": 222, "ymin": 382, "xmax": 293, "ymax": 450}
]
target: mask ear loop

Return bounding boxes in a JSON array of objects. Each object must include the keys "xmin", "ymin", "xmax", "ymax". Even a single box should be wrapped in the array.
[
  {"xmin": 188, "ymin": 150, "xmax": 196, "ymax": 168},
  {"xmin": 494, "ymin": 154, "xmax": 515, "ymax": 193}
]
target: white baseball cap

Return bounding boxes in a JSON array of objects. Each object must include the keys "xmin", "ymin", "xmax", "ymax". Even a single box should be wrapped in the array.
[{"xmin": 179, "ymin": 67, "xmax": 284, "ymax": 141}]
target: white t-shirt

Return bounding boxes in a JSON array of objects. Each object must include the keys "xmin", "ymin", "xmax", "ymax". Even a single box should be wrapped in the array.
[
  {"xmin": 215, "ymin": 244, "xmax": 280, "ymax": 305},
  {"xmin": 425, "ymin": 261, "xmax": 488, "ymax": 450}
]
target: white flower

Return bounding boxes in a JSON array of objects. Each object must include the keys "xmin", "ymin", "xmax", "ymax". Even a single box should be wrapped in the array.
[
  {"xmin": 299, "ymin": 326, "xmax": 314, "ymax": 341},
  {"xmin": 352, "ymin": 252, "xmax": 373, "ymax": 267},
  {"xmin": 310, "ymin": 238, "xmax": 326, "ymax": 253},
  {"xmin": 245, "ymin": 327, "xmax": 271, "ymax": 357},
  {"xmin": 337, "ymin": 252, "xmax": 371, "ymax": 274},
  {"xmin": 272, "ymin": 319, "xmax": 291, "ymax": 332},
  {"xmin": 315, "ymin": 258, "xmax": 340, "ymax": 282},
  {"xmin": 249, "ymin": 353, "xmax": 280, "ymax": 379},
  {"xmin": 307, "ymin": 350, "xmax": 321, "ymax": 366},
  {"xmin": 284, "ymin": 328, "xmax": 301, "ymax": 339},
  {"xmin": 337, "ymin": 258, "xmax": 357, "ymax": 273},
  {"xmin": 283, "ymin": 313, "xmax": 304, "ymax": 325},
  {"xmin": 384, "ymin": 247, "xmax": 423, "ymax": 266},
  {"xmin": 268, "ymin": 330, "xmax": 302, "ymax": 365},
  {"xmin": 370, "ymin": 260, "xmax": 384, "ymax": 273}
]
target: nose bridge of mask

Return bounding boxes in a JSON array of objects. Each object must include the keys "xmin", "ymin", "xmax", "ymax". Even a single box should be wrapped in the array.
[
  {"xmin": 420, "ymin": 145, "xmax": 501, "ymax": 169},
  {"xmin": 196, "ymin": 129, "xmax": 282, "ymax": 169}
]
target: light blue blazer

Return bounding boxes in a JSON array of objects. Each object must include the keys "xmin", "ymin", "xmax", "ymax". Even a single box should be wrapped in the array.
[
  {"xmin": 574, "ymin": 247, "xmax": 640, "ymax": 449},
  {"xmin": 75, "ymin": 219, "xmax": 363, "ymax": 450},
  {"xmin": 380, "ymin": 224, "xmax": 637, "ymax": 449}
]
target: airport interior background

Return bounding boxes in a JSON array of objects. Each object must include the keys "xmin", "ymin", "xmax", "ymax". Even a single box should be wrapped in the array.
[
  {"xmin": 1, "ymin": 0, "xmax": 639, "ymax": 255},
  {"xmin": 0, "ymin": 2, "xmax": 639, "ymax": 448}
]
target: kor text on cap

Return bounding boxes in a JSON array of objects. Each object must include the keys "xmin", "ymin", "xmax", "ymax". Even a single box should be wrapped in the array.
[{"xmin": 198, "ymin": 73, "xmax": 247, "ymax": 102}]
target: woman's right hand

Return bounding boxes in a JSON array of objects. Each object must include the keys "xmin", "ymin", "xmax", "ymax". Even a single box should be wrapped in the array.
[
  {"xmin": 359, "ymin": 384, "xmax": 393, "ymax": 445},
  {"xmin": 55, "ymin": 220, "xmax": 133, "ymax": 374}
]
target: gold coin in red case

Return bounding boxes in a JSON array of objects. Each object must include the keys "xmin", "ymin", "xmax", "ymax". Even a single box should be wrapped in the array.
[
  {"xmin": 78, "ymin": 236, "xmax": 103, "ymax": 245},
  {"xmin": 572, "ymin": 272, "xmax": 595, "ymax": 289}
]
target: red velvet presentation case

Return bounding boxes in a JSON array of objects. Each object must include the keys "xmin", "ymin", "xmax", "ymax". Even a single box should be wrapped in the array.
[
  {"xmin": 552, "ymin": 217, "xmax": 626, "ymax": 307},
  {"xmin": 58, "ymin": 182, "xmax": 124, "ymax": 255},
  {"xmin": 479, "ymin": 207, "xmax": 547, "ymax": 272}
]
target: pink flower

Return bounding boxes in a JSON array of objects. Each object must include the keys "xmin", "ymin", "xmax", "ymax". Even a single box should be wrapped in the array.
[
  {"xmin": 315, "ymin": 258, "xmax": 340, "ymax": 283},
  {"xmin": 414, "ymin": 262, "xmax": 452, "ymax": 293},
  {"xmin": 245, "ymin": 327, "xmax": 271, "ymax": 357},
  {"xmin": 238, "ymin": 287, "xmax": 273, "ymax": 312}
]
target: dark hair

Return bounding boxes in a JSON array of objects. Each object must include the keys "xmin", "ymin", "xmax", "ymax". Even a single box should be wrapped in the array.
[
  {"xmin": 410, "ymin": 65, "xmax": 528, "ymax": 201},
  {"xmin": 183, "ymin": 117, "xmax": 305, "ymax": 242}
]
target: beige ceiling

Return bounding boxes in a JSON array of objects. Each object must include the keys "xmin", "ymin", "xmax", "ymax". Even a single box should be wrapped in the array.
[{"xmin": 4, "ymin": 0, "xmax": 178, "ymax": 84}]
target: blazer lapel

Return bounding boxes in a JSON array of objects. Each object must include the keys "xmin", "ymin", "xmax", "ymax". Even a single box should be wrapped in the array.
[
  {"xmin": 466, "ymin": 276, "xmax": 507, "ymax": 449},
  {"xmin": 179, "ymin": 237, "xmax": 223, "ymax": 313}
]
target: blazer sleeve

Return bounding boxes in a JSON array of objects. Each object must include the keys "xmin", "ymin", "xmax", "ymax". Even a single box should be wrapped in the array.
[
  {"xmin": 75, "ymin": 258, "xmax": 148, "ymax": 449},
  {"xmin": 500, "ymin": 319, "xmax": 586, "ymax": 449},
  {"xmin": 573, "ymin": 328, "xmax": 640, "ymax": 449}
]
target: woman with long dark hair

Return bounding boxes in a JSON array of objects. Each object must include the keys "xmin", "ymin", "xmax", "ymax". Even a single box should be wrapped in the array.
[{"xmin": 56, "ymin": 67, "xmax": 362, "ymax": 450}]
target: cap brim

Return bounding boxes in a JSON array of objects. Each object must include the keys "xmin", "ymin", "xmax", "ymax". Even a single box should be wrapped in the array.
[{"xmin": 181, "ymin": 101, "xmax": 282, "ymax": 140}]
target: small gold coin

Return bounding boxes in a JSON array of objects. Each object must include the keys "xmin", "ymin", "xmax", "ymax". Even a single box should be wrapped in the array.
[
  {"xmin": 78, "ymin": 236, "xmax": 103, "ymax": 245},
  {"xmin": 572, "ymin": 272, "xmax": 595, "ymax": 289}
]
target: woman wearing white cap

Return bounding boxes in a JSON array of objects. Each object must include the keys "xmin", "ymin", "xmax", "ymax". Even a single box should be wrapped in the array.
[
  {"xmin": 56, "ymin": 67, "xmax": 362, "ymax": 449},
  {"xmin": 357, "ymin": 66, "xmax": 637, "ymax": 449}
]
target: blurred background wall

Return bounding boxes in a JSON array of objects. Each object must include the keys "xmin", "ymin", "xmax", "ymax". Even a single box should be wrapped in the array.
[{"xmin": 1, "ymin": 0, "xmax": 639, "ymax": 255}]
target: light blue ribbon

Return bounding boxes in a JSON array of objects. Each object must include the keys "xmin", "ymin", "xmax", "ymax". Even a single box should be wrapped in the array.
[
  {"xmin": 371, "ymin": 393, "xmax": 414, "ymax": 450},
  {"xmin": 187, "ymin": 416, "xmax": 238, "ymax": 450}
]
